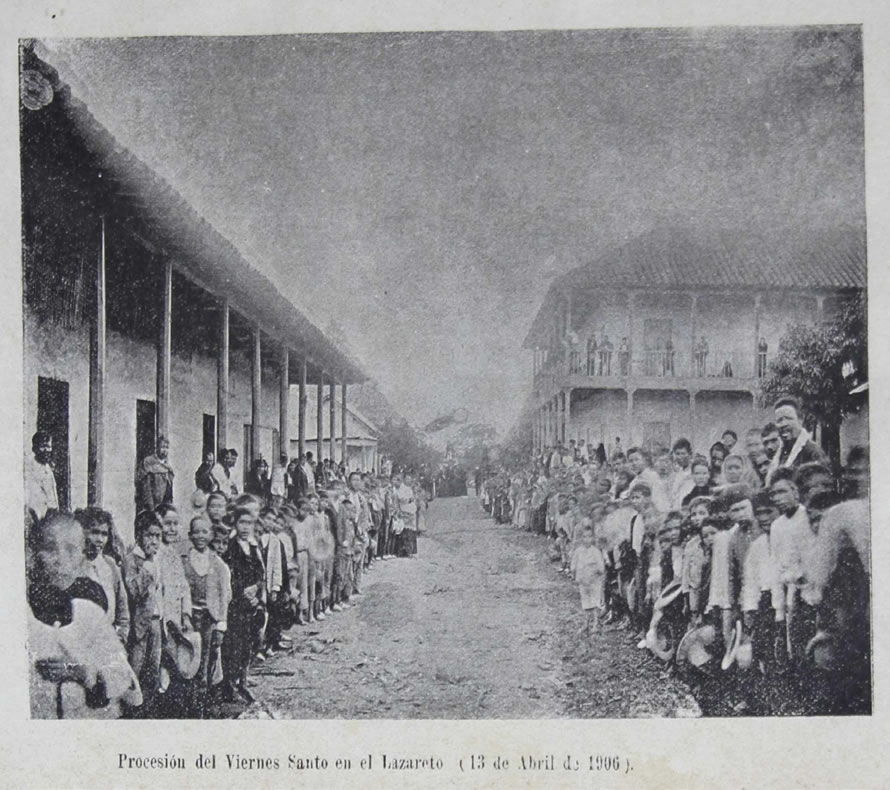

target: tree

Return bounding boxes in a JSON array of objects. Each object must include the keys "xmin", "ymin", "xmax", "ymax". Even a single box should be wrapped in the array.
[
  {"xmin": 760, "ymin": 293, "xmax": 866, "ymax": 467},
  {"xmin": 377, "ymin": 417, "xmax": 442, "ymax": 473}
]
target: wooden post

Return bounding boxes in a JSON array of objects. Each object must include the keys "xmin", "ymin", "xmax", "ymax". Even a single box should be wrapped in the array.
[
  {"xmin": 217, "ymin": 298, "xmax": 229, "ymax": 457},
  {"xmin": 88, "ymin": 216, "xmax": 107, "ymax": 506},
  {"xmin": 251, "ymin": 325, "xmax": 261, "ymax": 465},
  {"xmin": 329, "ymin": 376, "xmax": 336, "ymax": 466},
  {"xmin": 754, "ymin": 293, "xmax": 762, "ymax": 379},
  {"xmin": 690, "ymin": 293, "xmax": 698, "ymax": 378},
  {"xmin": 279, "ymin": 346, "xmax": 289, "ymax": 463},
  {"xmin": 298, "ymin": 358, "xmax": 307, "ymax": 459},
  {"xmin": 626, "ymin": 388, "xmax": 635, "ymax": 445},
  {"xmin": 341, "ymin": 382, "xmax": 348, "ymax": 468},
  {"xmin": 627, "ymin": 291, "xmax": 636, "ymax": 377},
  {"xmin": 157, "ymin": 258, "xmax": 173, "ymax": 444},
  {"xmin": 316, "ymin": 373, "xmax": 324, "ymax": 463}
]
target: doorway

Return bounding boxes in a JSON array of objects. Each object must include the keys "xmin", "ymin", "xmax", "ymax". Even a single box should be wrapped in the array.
[
  {"xmin": 36, "ymin": 376, "xmax": 69, "ymax": 510},
  {"xmin": 136, "ymin": 400, "xmax": 156, "ymax": 470}
]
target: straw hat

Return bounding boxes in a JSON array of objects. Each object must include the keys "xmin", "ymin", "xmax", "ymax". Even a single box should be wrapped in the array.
[
  {"xmin": 806, "ymin": 630, "xmax": 838, "ymax": 670},
  {"xmin": 676, "ymin": 624, "xmax": 718, "ymax": 668},
  {"xmin": 163, "ymin": 622, "xmax": 202, "ymax": 680}
]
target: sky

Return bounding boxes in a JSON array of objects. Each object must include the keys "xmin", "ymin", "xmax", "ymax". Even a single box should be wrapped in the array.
[{"xmin": 45, "ymin": 28, "xmax": 864, "ymax": 435}]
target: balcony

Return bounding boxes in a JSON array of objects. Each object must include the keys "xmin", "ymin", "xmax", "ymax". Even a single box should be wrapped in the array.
[{"xmin": 536, "ymin": 348, "xmax": 771, "ymax": 400}]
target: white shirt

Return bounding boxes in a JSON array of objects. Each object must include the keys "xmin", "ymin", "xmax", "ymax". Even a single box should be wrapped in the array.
[
  {"xmin": 741, "ymin": 533, "xmax": 783, "ymax": 618},
  {"xmin": 26, "ymin": 456, "xmax": 58, "ymax": 519},
  {"xmin": 770, "ymin": 506, "xmax": 810, "ymax": 587},
  {"xmin": 269, "ymin": 466, "xmax": 288, "ymax": 498},
  {"xmin": 669, "ymin": 467, "xmax": 694, "ymax": 511}
]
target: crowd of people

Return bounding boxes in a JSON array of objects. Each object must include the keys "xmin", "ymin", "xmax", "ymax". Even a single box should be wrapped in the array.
[
  {"xmin": 25, "ymin": 440, "xmax": 431, "ymax": 719},
  {"xmin": 482, "ymin": 395, "xmax": 870, "ymax": 715}
]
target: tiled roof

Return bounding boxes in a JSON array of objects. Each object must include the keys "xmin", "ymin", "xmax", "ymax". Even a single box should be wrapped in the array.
[
  {"xmin": 24, "ymin": 42, "xmax": 367, "ymax": 384},
  {"xmin": 524, "ymin": 225, "xmax": 866, "ymax": 347}
]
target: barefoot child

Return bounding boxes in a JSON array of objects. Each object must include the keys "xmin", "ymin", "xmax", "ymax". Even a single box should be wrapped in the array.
[{"xmin": 571, "ymin": 522, "xmax": 606, "ymax": 636}]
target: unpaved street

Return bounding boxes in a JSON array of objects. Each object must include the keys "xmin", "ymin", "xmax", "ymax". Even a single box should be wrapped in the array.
[{"xmin": 244, "ymin": 497, "xmax": 700, "ymax": 719}]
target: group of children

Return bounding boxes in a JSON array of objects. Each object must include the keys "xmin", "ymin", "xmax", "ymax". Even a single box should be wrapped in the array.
[
  {"xmin": 26, "ymin": 463, "xmax": 430, "ymax": 719},
  {"xmin": 486, "ymin": 413, "xmax": 871, "ymax": 715}
]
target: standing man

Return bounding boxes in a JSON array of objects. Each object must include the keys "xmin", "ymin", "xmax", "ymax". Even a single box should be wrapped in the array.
[
  {"xmin": 26, "ymin": 430, "xmax": 58, "ymax": 519},
  {"xmin": 136, "ymin": 435, "xmax": 174, "ymax": 512},
  {"xmin": 766, "ymin": 396, "xmax": 829, "ymax": 481},
  {"xmin": 348, "ymin": 471, "xmax": 370, "ymax": 596}
]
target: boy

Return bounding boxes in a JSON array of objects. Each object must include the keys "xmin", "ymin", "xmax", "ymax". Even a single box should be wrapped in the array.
[
  {"xmin": 768, "ymin": 468, "xmax": 810, "ymax": 660},
  {"xmin": 182, "ymin": 516, "xmax": 231, "ymax": 717},
  {"xmin": 122, "ymin": 511, "xmax": 166, "ymax": 716},
  {"xmin": 742, "ymin": 492, "xmax": 783, "ymax": 674},
  {"xmin": 76, "ymin": 507, "xmax": 130, "ymax": 645}
]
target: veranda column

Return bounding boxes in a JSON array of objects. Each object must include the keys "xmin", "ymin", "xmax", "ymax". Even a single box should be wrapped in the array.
[
  {"xmin": 341, "ymin": 382, "xmax": 348, "ymax": 468},
  {"xmin": 216, "ymin": 298, "xmax": 230, "ymax": 457},
  {"xmin": 298, "ymin": 358, "xmax": 307, "ymax": 459},
  {"xmin": 690, "ymin": 293, "xmax": 698, "ymax": 377},
  {"xmin": 316, "ymin": 371, "xmax": 324, "ymax": 463},
  {"xmin": 329, "ymin": 376, "xmax": 336, "ymax": 464},
  {"xmin": 88, "ymin": 216, "xmax": 107, "ymax": 506},
  {"xmin": 279, "ymin": 346, "xmax": 289, "ymax": 462},
  {"xmin": 753, "ymin": 293, "xmax": 762, "ymax": 379},
  {"xmin": 626, "ymin": 388, "xmax": 635, "ymax": 446},
  {"xmin": 157, "ymin": 258, "xmax": 173, "ymax": 443},
  {"xmin": 627, "ymin": 291, "xmax": 636, "ymax": 376},
  {"xmin": 251, "ymin": 326, "xmax": 262, "ymax": 465}
]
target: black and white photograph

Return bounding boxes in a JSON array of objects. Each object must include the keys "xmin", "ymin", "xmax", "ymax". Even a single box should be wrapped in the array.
[{"xmin": 18, "ymin": 18, "xmax": 871, "ymax": 734}]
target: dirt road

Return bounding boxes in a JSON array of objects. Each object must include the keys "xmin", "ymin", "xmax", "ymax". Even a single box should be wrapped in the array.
[{"xmin": 243, "ymin": 497, "xmax": 701, "ymax": 719}]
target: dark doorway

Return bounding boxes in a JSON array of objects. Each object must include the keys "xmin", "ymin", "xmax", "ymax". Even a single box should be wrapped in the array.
[
  {"xmin": 202, "ymin": 414, "xmax": 216, "ymax": 461},
  {"xmin": 136, "ymin": 400, "xmax": 156, "ymax": 472},
  {"xmin": 36, "ymin": 376, "xmax": 69, "ymax": 511}
]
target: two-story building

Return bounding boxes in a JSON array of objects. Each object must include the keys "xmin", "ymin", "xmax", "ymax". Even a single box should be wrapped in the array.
[{"xmin": 523, "ymin": 226, "xmax": 866, "ymax": 455}]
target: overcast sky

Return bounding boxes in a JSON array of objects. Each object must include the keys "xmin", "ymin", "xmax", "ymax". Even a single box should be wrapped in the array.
[{"xmin": 46, "ymin": 27, "xmax": 864, "ymax": 434}]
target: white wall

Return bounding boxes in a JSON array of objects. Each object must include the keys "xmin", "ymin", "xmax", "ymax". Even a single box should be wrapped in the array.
[{"xmin": 25, "ymin": 313, "xmax": 282, "ymax": 545}]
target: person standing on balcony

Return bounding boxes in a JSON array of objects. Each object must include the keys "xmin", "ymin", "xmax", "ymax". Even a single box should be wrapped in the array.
[
  {"xmin": 618, "ymin": 337, "xmax": 630, "ymax": 376},
  {"xmin": 665, "ymin": 337, "xmax": 675, "ymax": 376},
  {"xmin": 601, "ymin": 334, "xmax": 613, "ymax": 376},
  {"xmin": 695, "ymin": 335, "xmax": 709, "ymax": 376},
  {"xmin": 587, "ymin": 336, "xmax": 597, "ymax": 376},
  {"xmin": 758, "ymin": 338, "xmax": 769, "ymax": 378}
]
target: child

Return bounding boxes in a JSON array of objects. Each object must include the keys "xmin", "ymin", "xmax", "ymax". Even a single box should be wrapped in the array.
[
  {"xmin": 291, "ymin": 497, "xmax": 315, "ymax": 623},
  {"xmin": 155, "ymin": 504, "xmax": 193, "ymax": 636},
  {"xmin": 210, "ymin": 525, "xmax": 230, "ymax": 558},
  {"xmin": 221, "ymin": 502, "xmax": 266, "ymax": 703},
  {"xmin": 122, "ymin": 510, "xmax": 166, "ymax": 716},
  {"xmin": 181, "ymin": 516, "xmax": 231, "ymax": 717},
  {"xmin": 205, "ymin": 492, "xmax": 228, "ymax": 533},
  {"xmin": 722, "ymin": 455, "xmax": 746, "ymax": 486},
  {"xmin": 75, "ymin": 507, "xmax": 130, "ymax": 646},
  {"xmin": 555, "ymin": 494, "xmax": 573, "ymax": 573},
  {"xmin": 570, "ymin": 523, "xmax": 606, "ymax": 636},
  {"xmin": 682, "ymin": 509, "xmax": 717, "ymax": 629},
  {"xmin": 254, "ymin": 507, "xmax": 284, "ymax": 657}
]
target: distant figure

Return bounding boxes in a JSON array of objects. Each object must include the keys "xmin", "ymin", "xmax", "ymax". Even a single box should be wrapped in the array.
[
  {"xmin": 587, "ymin": 336, "xmax": 598, "ymax": 376},
  {"xmin": 665, "ymin": 337, "xmax": 675, "ymax": 375},
  {"xmin": 610, "ymin": 437, "xmax": 623, "ymax": 462},
  {"xmin": 600, "ymin": 334, "xmax": 613, "ymax": 376}
]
